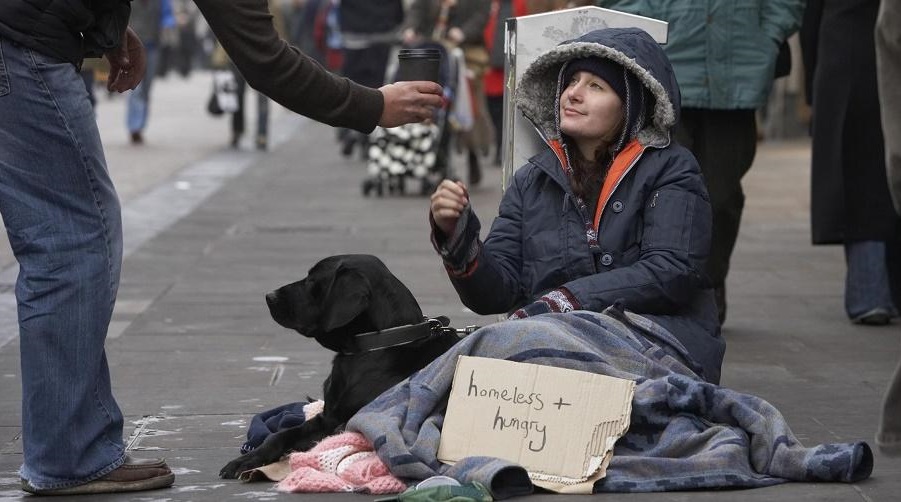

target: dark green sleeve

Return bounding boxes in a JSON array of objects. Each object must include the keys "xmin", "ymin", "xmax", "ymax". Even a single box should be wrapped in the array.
[{"xmin": 193, "ymin": 0, "xmax": 385, "ymax": 132}]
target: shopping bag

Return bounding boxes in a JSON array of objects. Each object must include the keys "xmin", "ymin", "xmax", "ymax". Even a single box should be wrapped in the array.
[{"xmin": 207, "ymin": 69, "xmax": 239, "ymax": 115}]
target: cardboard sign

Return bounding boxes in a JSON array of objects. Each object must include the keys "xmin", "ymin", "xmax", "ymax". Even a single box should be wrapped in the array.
[{"xmin": 437, "ymin": 356, "xmax": 635, "ymax": 493}]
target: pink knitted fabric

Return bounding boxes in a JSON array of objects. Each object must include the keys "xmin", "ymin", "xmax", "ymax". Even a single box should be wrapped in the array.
[{"xmin": 275, "ymin": 432, "xmax": 406, "ymax": 494}]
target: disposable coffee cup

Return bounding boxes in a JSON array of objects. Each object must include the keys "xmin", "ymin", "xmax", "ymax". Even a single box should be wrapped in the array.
[{"xmin": 396, "ymin": 48, "xmax": 441, "ymax": 83}]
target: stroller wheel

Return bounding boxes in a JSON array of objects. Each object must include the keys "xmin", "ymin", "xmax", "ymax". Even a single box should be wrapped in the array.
[
  {"xmin": 420, "ymin": 178, "xmax": 436, "ymax": 196},
  {"xmin": 341, "ymin": 137, "xmax": 355, "ymax": 158},
  {"xmin": 359, "ymin": 141, "xmax": 368, "ymax": 162},
  {"xmin": 387, "ymin": 175, "xmax": 402, "ymax": 195}
]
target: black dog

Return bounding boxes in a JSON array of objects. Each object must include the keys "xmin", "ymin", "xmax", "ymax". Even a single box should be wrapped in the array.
[{"xmin": 220, "ymin": 254, "xmax": 461, "ymax": 478}]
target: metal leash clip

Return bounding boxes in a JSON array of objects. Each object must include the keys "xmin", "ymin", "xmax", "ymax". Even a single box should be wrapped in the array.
[
  {"xmin": 455, "ymin": 325, "xmax": 481, "ymax": 336},
  {"xmin": 426, "ymin": 316, "xmax": 480, "ymax": 338}
]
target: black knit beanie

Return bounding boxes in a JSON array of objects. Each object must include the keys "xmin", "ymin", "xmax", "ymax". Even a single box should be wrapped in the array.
[{"xmin": 562, "ymin": 57, "xmax": 629, "ymax": 103}]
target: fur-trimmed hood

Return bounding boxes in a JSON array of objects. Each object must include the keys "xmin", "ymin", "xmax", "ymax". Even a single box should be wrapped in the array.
[{"xmin": 514, "ymin": 27, "xmax": 680, "ymax": 149}]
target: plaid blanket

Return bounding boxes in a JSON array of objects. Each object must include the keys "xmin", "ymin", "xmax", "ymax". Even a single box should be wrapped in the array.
[{"xmin": 346, "ymin": 307, "xmax": 873, "ymax": 499}]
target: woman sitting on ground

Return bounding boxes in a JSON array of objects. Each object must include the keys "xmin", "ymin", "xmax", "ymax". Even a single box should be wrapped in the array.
[{"xmin": 428, "ymin": 27, "xmax": 725, "ymax": 383}]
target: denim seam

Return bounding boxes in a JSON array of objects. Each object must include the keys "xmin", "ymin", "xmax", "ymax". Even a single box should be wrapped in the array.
[
  {"xmin": 25, "ymin": 47, "xmax": 117, "ymax": 307},
  {"xmin": 0, "ymin": 39, "xmax": 10, "ymax": 96},
  {"xmin": 93, "ymin": 382, "xmax": 126, "ymax": 453},
  {"xmin": 20, "ymin": 48, "xmax": 125, "ymax": 488}
]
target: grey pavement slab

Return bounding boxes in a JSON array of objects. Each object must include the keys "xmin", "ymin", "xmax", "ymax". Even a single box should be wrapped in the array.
[{"xmin": 0, "ymin": 117, "xmax": 899, "ymax": 502}]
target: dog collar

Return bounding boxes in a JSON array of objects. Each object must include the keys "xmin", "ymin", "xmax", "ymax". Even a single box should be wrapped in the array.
[{"xmin": 345, "ymin": 317, "xmax": 478, "ymax": 354}]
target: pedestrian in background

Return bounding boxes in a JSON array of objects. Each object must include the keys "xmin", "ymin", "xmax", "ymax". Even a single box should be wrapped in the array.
[
  {"xmin": 337, "ymin": 0, "xmax": 405, "ymax": 158},
  {"xmin": 481, "ymin": 0, "xmax": 589, "ymax": 168},
  {"xmin": 596, "ymin": 0, "xmax": 803, "ymax": 325},
  {"xmin": 127, "ymin": 0, "xmax": 176, "ymax": 144},
  {"xmin": 875, "ymin": 0, "xmax": 901, "ymax": 456},
  {"xmin": 801, "ymin": 0, "xmax": 901, "ymax": 326},
  {"xmin": 209, "ymin": 0, "xmax": 288, "ymax": 150},
  {"xmin": 483, "ymin": 0, "xmax": 529, "ymax": 168},
  {"xmin": 0, "ymin": 0, "xmax": 178, "ymax": 495},
  {"xmin": 288, "ymin": 0, "xmax": 326, "ymax": 63}
]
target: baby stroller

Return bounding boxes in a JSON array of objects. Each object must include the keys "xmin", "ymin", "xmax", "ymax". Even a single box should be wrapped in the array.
[{"xmin": 362, "ymin": 41, "xmax": 462, "ymax": 197}]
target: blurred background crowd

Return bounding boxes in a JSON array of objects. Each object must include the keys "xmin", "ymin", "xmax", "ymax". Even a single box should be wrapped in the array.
[
  {"xmin": 83, "ymin": 0, "xmax": 809, "ymax": 160},
  {"xmin": 82, "ymin": 0, "xmax": 894, "ymax": 329}
]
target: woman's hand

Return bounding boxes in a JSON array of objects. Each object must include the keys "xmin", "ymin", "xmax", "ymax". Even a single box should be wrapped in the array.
[{"xmin": 430, "ymin": 179, "xmax": 469, "ymax": 236}]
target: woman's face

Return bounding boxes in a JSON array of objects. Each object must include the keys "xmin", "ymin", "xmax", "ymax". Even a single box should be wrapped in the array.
[{"xmin": 559, "ymin": 70, "xmax": 625, "ymax": 159}]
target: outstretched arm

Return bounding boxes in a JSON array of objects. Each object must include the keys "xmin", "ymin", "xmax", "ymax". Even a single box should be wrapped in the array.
[
  {"xmin": 194, "ymin": 0, "xmax": 442, "ymax": 132},
  {"xmin": 430, "ymin": 177, "xmax": 527, "ymax": 315}
]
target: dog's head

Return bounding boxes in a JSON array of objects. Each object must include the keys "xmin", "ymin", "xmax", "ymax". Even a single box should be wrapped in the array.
[{"xmin": 265, "ymin": 254, "xmax": 425, "ymax": 352}]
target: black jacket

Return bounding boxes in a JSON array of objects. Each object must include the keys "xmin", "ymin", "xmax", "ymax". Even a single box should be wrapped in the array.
[
  {"xmin": 339, "ymin": 0, "xmax": 403, "ymax": 35},
  {"xmin": 0, "ymin": 0, "xmax": 130, "ymax": 65}
]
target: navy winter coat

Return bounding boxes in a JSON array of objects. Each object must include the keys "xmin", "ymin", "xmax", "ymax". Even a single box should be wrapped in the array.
[{"xmin": 433, "ymin": 28, "xmax": 725, "ymax": 383}]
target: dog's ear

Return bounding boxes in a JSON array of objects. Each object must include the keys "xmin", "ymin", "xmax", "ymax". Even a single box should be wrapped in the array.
[{"xmin": 320, "ymin": 267, "xmax": 372, "ymax": 332}]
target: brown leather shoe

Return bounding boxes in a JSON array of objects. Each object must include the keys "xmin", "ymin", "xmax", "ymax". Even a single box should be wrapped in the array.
[{"xmin": 21, "ymin": 456, "xmax": 174, "ymax": 495}]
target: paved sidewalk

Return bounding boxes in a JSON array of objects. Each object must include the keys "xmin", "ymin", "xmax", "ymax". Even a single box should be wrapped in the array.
[
  {"xmin": 0, "ymin": 111, "xmax": 899, "ymax": 501},
  {"xmin": 0, "ymin": 71, "xmax": 304, "ymax": 348},
  {"xmin": 0, "ymin": 70, "xmax": 298, "ymax": 270}
]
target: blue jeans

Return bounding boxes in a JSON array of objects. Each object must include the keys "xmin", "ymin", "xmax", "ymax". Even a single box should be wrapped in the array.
[
  {"xmin": 126, "ymin": 43, "xmax": 159, "ymax": 133},
  {"xmin": 0, "ymin": 38, "xmax": 126, "ymax": 489},
  {"xmin": 229, "ymin": 63, "xmax": 271, "ymax": 141},
  {"xmin": 844, "ymin": 240, "xmax": 898, "ymax": 319}
]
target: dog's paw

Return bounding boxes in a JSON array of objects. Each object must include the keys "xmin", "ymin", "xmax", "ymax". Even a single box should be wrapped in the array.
[{"xmin": 220, "ymin": 452, "xmax": 269, "ymax": 479}]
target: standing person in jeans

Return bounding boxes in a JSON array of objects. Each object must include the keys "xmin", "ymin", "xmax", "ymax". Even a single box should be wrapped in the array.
[
  {"xmin": 1, "ymin": 0, "xmax": 442, "ymax": 496},
  {"xmin": 875, "ymin": 0, "xmax": 901, "ymax": 455},
  {"xmin": 0, "ymin": 0, "xmax": 177, "ymax": 495},
  {"xmin": 224, "ymin": 0, "xmax": 288, "ymax": 150},
  {"xmin": 126, "ymin": 0, "xmax": 176, "ymax": 144},
  {"xmin": 209, "ymin": 0, "xmax": 286, "ymax": 151},
  {"xmin": 597, "ymin": 0, "xmax": 804, "ymax": 324},
  {"xmin": 801, "ymin": 0, "xmax": 900, "ymax": 325}
]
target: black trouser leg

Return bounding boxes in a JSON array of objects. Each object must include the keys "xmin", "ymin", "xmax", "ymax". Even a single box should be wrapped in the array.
[{"xmin": 675, "ymin": 108, "xmax": 758, "ymax": 320}]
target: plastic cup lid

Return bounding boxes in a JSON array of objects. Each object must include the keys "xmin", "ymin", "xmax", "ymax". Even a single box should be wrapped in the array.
[{"xmin": 414, "ymin": 475, "xmax": 461, "ymax": 489}]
